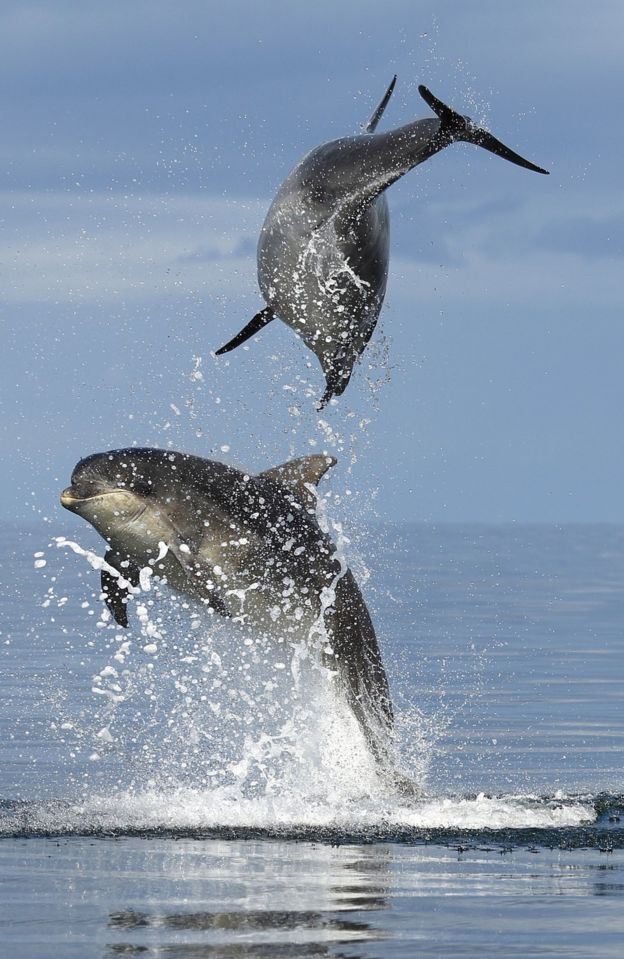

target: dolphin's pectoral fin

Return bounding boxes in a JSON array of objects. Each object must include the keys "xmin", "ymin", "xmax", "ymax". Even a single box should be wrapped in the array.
[
  {"xmin": 418, "ymin": 84, "xmax": 549, "ymax": 175},
  {"xmin": 101, "ymin": 566, "xmax": 129, "ymax": 627},
  {"xmin": 364, "ymin": 75, "xmax": 397, "ymax": 133},
  {"xmin": 101, "ymin": 552, "xmax": 140, "ymax": 628},
  {"xmin": 202, "ymin": 589, "xmax": 230, "ymax": 618},
  {"xmin": 323, "ymin": 570, "xmax": 394, "ymax": 768},
  {"xmin": 168, "ymin": 547, "xmax": 231, "ymax": 618},
  {"xmin": 259, "ymin": 454, "xmax": 337, "ymax": 507},
  {"xmin": 181, "ymin": 563, "xmax": 230, "ymax": 617},
  {"xmin": 215, "ymin": 307, "xmax": 275, "ymax": 356}
]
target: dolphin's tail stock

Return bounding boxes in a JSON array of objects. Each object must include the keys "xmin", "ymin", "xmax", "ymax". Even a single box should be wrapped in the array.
[
  {"xmin": 418, "ymin": 85, "xmax": 549, "ymax": 175},
  {"xmin": 215, "ymin": 306, "xmax": 275, "ymax": 356},
  {"xmin": 323, "ymin": 569, "xmax": 407, "ymax": 786}
]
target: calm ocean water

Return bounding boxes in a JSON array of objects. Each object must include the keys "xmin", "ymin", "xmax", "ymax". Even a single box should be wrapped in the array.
[{"xmin": 1, "ymin": 520, "xmax": 623, "ymax": 957}]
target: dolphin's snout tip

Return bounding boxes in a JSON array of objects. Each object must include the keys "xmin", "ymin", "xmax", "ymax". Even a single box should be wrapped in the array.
[{"xmin": 60, "ymin": 487, "xmax": 78, "ymax": 507}]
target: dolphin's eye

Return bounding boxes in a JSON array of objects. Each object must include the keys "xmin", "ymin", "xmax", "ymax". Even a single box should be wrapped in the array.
[{"xmin": 131, "ymin": 478, "xmax": 152, "ymax": 496}]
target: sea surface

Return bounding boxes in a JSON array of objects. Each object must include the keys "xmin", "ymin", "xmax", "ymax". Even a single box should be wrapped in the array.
[{"xmin": 1, "ymin": 520, "xmax": 623, "ymax": 957}]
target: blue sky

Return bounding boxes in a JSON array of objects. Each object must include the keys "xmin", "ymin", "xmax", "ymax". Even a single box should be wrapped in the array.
[{"xmin": 1, "ymin": 0, "xmax": 622, "ymax": 524}]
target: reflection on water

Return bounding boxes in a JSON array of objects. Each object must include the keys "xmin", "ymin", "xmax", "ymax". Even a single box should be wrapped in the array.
[
  {"xmin": 106, "ymin": 909, "xmax": 380, "ymax": 958},
  {"xmin": 2, "ymin": 837, "xmax": 624, "ymax": 959},
  {"xmin": 106, "ymin": 946, "xmax": 362, "ymax": 958},
  {"xmin": 330, "ymin": 885, "xmax": 388, "ymax": 910},
  {"xmin": 109, "ymin": 909, "xmax": 380, "ymax": 932}
]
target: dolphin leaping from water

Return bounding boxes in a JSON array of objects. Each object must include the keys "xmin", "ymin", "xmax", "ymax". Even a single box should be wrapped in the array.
[
  {"xmin": 61, "ymin": 447, "xmax": 396, "ymax": 776},
  {"xmin": 216, "ymin": 78, "xmax": 548, "ymax": 406}
]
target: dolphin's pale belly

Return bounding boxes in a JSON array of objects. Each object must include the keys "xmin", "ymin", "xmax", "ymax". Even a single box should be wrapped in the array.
[
  {"xmin": 258, "ymin": 192, "xmax": 389, "ymax": 392},
  {"xmin": 107, "ymin": 507, "xmax": 191, "ymax": 593}
]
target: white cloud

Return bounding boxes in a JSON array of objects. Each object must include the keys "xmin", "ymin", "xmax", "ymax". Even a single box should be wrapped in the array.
[{"xmin": 0, "ymin": 191, "xmax": 267, "ymax": 304}]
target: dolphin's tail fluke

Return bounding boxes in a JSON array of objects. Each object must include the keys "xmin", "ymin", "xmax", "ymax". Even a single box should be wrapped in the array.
[
  {"xmin": 215, "ymin": 306, "xmax": 275, "ymax": 356},
  {"xmin": 418, "ymin": 84, "xmax": 549, "ymax": 175},
  {"xmin": 324, "ymin": 569, "xmax": 395, "ymax": 769},
  {"xmin": 365, "ymin": 75, "xmax": 397, "ymax": 133}
]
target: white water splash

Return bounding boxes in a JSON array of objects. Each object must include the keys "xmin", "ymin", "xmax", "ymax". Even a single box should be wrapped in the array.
[{"xmin": 54, "ymin": 536, "xmax": 138, "ymax": 594}]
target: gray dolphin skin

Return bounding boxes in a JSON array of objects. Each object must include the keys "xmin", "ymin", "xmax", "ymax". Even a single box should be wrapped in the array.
[
  {"xmin": 216, "ymin": 79, "xmax": 549, "ymax": 406},
  {"xmin": 60, "ymin": 447, "xmax": 395, "ymax": 774}
]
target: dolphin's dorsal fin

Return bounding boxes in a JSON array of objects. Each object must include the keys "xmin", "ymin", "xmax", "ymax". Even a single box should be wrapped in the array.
[
  {"xmin": 365, "ymin": 75, "xmax": 397, "ymax": 133},
  {"xmin": 259, "ymin": 454, "xmax": 337, "ymax": 505}
]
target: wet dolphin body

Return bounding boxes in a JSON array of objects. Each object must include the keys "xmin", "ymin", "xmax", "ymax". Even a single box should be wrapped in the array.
[
  {"xmin": 61, "ymin": 447, "xmax": 395, "ymax": 773},
  {"xmin": 216, "ymin": 80, "xmax": 548, "ymax": 406}
]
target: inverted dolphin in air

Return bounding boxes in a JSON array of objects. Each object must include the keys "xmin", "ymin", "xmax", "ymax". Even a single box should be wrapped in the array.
[
  {"xmin": 216, "ymin": 78, "xmax": 548, "ymax": 406},
  {"xmin": 61, "ymin": 447, "xmax": 396, "ymax": 775}
]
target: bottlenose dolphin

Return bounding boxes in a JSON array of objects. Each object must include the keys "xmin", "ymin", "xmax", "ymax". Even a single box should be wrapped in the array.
[
  {"xmin": 216, "ymin": 79, "xmax": 548, "ymax": 405},
  {"xmin": 60, "ymin": 447, "xmax": 394, "ymax": 771}
]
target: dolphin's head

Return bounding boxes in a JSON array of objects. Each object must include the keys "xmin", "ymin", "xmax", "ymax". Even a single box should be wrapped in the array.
[{"xmin": 60, "ymin": 449, "xmax": 165, "ymax": 538}]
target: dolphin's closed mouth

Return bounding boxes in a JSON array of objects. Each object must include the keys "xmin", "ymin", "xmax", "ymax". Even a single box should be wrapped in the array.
[
  {"xmin": 60, "ymin": 486, "xmax": 113, "ymax": 506},
  {"xmin": 60, "ymin": 487, "xmax": 83, "ymax": 506}
]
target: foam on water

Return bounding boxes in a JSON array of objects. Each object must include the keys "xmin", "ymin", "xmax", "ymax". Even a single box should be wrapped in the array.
[{"xmin": 0, "ymin": 788, "xmax": 596, "ymax": 839}]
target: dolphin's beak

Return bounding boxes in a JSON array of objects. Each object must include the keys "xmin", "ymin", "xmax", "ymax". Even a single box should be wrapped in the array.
[
  {"xmin": 464, "ymin": 124, "xmax": 549, "ymax": 175},
  {"xmin": 60, "ymin": 487, "xmax": 79, "ymax": 508}
]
